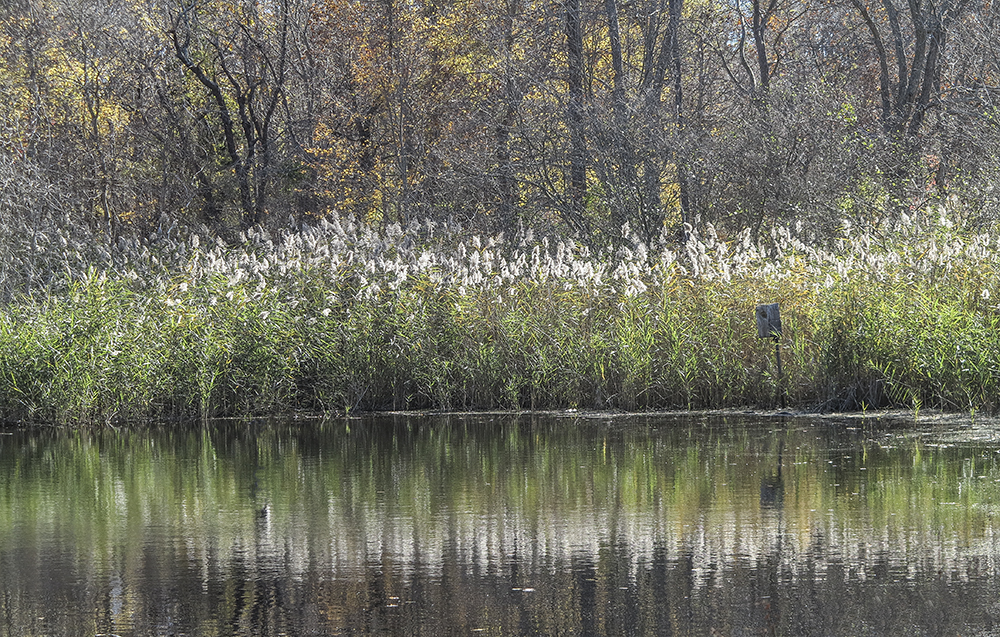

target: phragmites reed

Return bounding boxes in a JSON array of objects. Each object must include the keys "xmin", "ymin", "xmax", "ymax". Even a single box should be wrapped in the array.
[{"xmin": 0, "ymin": 205, "xmax": 996, "ymax": 424}]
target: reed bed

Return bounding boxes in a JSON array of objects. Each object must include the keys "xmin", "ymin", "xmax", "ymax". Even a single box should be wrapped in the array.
[{"xmin": 0, "ymin": 208, "xmax": 997, "ymax": 424}]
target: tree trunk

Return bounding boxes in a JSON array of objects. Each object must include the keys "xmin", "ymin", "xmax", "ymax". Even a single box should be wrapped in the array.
[
  {"xmin": 496, "ymin": 0, "xmax": 522, "ymax": 234},
  {"xmin": 565, "ymin": 0, "xmax": 588, "ymax": 236},
  {"xmin": 669, "ymin": 0, "xmax": 689, "ymax": 237},
  {"xmin": 603, "ymin": 0, "xmax": 639, "ymax": 237}
]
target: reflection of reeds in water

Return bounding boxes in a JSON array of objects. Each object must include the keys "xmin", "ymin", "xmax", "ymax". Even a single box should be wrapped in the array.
[{"xmin": 1, "ymin": 419, "xmax": 999, "ymax": 594}]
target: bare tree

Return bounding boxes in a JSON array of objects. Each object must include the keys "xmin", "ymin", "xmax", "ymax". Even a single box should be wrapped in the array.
[
  {"xmin": 849, "ymin": 0, "xmax": 970, "ymax": 140},
  {"xmin": 169, "ymin": 0, "xmax": 295, "ymax": 228}
]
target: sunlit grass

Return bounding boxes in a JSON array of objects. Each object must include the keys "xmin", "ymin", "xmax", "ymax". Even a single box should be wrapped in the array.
[{"xmin": 0, "ymin": 206, "xmax": 997, "ymax": 423}]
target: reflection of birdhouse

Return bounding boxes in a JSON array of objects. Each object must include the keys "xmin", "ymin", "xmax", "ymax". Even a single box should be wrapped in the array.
[
  {"xmin": 756, "ymin": 303, "xmax": 781, "ymax": 340},
  {"xmin": 760, "ymin": 441, "xmax": 784, "ymax": 509},
  {"xmin": 760, "ymin": 471, "xmax": 784, "ymax": 508}
]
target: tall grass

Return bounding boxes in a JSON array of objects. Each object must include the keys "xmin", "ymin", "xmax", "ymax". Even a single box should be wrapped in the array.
[{"xmin": 0, "ymin": 208, "xmax": 997, "ymax": 424}]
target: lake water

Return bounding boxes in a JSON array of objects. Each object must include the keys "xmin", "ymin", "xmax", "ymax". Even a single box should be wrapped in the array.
[{"xmin": 2, "ymin": 413, "xmax": 1000, "ymax": 636}]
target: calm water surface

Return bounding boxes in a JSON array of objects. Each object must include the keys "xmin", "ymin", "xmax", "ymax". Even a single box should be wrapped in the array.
[{"xmin": 2, "ymin": 413, "xmax": 1000, "ymax": 636}]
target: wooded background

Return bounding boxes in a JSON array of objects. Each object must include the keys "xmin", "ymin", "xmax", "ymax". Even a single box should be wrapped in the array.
[{"xmin": 0, "ymin": 0, "xmax": 994, "ymax": 245}]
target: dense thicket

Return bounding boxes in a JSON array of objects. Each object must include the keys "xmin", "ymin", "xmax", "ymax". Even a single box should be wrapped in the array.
[{"xmin": 0, "ymin": 0, "xmax": 995, "ymax": 245}]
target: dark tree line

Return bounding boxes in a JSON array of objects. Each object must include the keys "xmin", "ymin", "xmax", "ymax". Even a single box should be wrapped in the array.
[{"xmin": 0, "ymin": 0, "xmax": 998, "ymax": 245}]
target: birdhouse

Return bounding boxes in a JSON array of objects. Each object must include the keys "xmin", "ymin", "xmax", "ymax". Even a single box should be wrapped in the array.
[{"xmin": 756, "ymin": 303, "xmax": 781, "ymax": 340}]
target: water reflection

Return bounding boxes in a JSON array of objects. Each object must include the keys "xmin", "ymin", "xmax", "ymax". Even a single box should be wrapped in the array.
[
  {"xmin": 1, "ymin": 414, "xmax": 1000, "ymax": 635},
  {"xmin": 758, "ymin": 440, "xmax": 784, "ymax": 510}
]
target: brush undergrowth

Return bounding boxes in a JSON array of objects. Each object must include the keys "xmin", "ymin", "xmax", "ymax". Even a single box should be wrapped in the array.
[{"xmin": 0, "ymin": 208, "xmax": 997, "ymax": 424}]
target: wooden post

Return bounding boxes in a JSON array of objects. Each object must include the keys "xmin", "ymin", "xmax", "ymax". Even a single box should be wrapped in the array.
[{"xmin": 756, "ymin": 303, "xmax": 785, "ymax": 408}]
